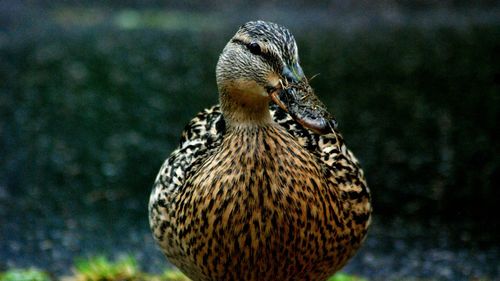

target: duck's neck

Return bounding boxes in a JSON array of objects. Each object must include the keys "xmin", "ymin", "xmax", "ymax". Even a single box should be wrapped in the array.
[{"xmin": 219, "ymin": 87, "xmax": 273, "ymax": 129}]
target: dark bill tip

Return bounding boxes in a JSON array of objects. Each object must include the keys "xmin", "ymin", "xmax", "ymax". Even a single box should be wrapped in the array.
[
  {"xmin": 294, "ymin": 109, "xmax": 337, "ymax": 135},
  {"xmin": 270, "ymin": 83, "xmax": 337, "ymax": 135}
]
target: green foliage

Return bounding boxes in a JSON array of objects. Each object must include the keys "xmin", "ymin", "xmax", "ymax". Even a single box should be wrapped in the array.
[
  {"xmin": 64, "ymin": 255, "xmax": 191, "ymax": 281},
  {"xmin": 56, "ymin": 256, "xmax": 189, "ymax": 281},
  {"xmin": 0, "ymin": 268, "xmax": 52, "ymax": 281},
  {"xmin": 327, "ymin": 273, "xmax": 368, "ymax": 281},
  {"xmin": 71, "ymin": 255, "xmax": 138, "ymax": 281}
]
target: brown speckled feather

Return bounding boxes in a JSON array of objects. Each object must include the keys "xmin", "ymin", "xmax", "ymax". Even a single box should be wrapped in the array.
[{"xmin": 149, "ymin": 104, "xmax": 371, "ymax": 281}]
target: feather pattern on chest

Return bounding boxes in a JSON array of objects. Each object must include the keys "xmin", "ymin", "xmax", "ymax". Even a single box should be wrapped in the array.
[{"xmin": 149, "ymin": 104, "xmax": 371, "ymax": 281}]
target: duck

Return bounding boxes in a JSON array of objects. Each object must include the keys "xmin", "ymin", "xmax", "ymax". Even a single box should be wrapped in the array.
[{"xmin": 149, "ymin": 20, "xmax": 372, "ymax": 281}]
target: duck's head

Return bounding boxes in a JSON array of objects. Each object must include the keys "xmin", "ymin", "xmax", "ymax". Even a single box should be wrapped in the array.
[{"xmin": 217, "ymin": 20, "xmax": 336, "ymax": 134}]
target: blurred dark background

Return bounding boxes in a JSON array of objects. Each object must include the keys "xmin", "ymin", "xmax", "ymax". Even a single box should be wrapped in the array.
[{"xmin": 1, "ymin": 1, "xmax": 499, "ymax": 280}]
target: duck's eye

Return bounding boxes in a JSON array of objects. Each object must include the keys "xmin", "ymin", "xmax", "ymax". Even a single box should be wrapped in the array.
[{"xmin": 247, "ymin": 42, "xmax": 262, "ymax": 55}]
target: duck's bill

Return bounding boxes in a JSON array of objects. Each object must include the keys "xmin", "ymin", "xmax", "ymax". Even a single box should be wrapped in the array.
[{"xmin": 269, "ymin": 81, "xmax": 337, "ymax": 135}]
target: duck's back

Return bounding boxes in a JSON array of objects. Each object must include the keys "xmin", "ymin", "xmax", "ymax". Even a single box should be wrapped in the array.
[{"xmin": 149, "ymin": 104, "xmax": 371, "ymax": 281}]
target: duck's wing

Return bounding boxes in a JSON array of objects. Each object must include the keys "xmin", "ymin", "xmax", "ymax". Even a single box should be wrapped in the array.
[
  {"xmin": 149, "ymin": 105, "xmax": 225, "ymax": 246},
  {"xmin": 151, "ymin": 105, "xmax": 224, "ymax": 196}
]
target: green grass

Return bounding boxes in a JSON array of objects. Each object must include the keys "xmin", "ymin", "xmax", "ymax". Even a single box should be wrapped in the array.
[
  {"xmin": 1, "ymin": 256, "xmax": 365, "ymax": 281},
  {"xmin": 0, "ymin": 268, "xmax": 51, "ymax": 281},
  {"xmin": 70, "ymin": 255, "xmax": 140, "ymax": 281},
  {"xmin": 327, "ymin": 272, "xmax": 368, "ymax": 281}
]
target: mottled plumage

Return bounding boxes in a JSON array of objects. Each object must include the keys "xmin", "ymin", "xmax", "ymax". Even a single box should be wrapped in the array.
[{"xmin": 149, "ymin": 21, "xmax": 371, "ymax": 281}]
